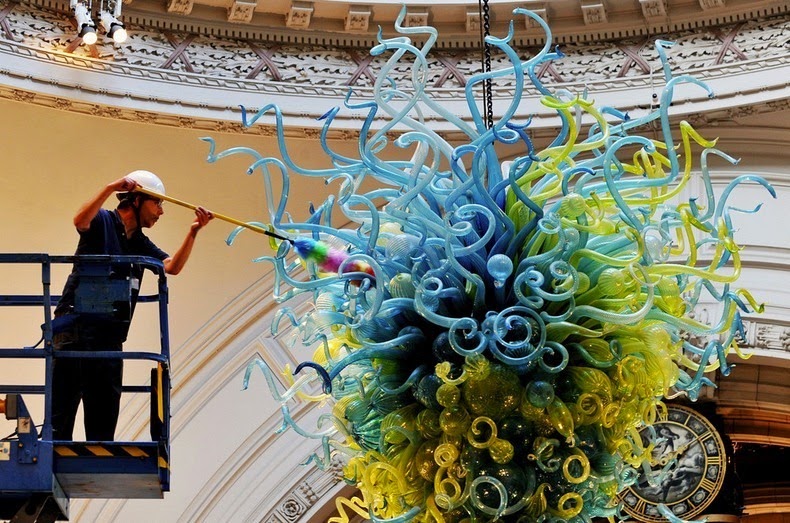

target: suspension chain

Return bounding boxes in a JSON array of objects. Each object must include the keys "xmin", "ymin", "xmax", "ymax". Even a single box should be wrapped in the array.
[{"xmin": 478, "ymin": 0, "xmax": 493, "ymax": 129}]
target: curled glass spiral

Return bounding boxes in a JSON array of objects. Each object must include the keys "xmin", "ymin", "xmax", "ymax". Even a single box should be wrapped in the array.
[{"xmin": 216, "ymin": 8, "xmax": 774, "ymax": 523}]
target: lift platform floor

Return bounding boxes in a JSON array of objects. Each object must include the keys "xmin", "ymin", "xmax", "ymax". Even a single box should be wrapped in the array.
[{"xmin": 53, "ymin": 442, "xmax": 167, "ymax": 499}]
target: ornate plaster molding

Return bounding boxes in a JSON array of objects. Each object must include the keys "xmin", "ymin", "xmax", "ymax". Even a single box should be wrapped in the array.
[
  {"xmin": 1, "ymin": 79, "xmax": 788, "ymax": 144},
  {"xmin": 228, "ymin": 0, "xmax": 257, "ymax": 24},
  {"xmin": 0, "ymin": 1, "xmax": 788, "ymax": 131},
  {"xmin": 285, "ymin": 1, "xmax": 313, "ymax": 30},
  {"xmin": 30, "ymin": 0, "xmax": 788, "ymax": 50},
  {"xmin": 257, "ymin": 459, "xmax": 345, "ymax": 522},
  {"xmin": 3, "ymin": 2, "xmax": 788, "ymax": 89},
  {"xmin": 736, "ymin": 317, "xmax": 790, "ymax": 356}
]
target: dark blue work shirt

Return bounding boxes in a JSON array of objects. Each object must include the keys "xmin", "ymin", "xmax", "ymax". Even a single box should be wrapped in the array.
[{"xmin": 55, "ymin": 209, "xmax": 169, "ymax": 317}]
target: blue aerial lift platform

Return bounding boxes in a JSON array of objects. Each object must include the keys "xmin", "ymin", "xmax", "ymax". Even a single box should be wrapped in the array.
[{"xmin": 0, "ymin": 254, "xmax": 172, "ymax": 522}]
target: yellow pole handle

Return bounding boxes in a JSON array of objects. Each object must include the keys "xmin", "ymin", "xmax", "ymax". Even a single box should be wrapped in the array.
[{"xmin": 134, "ymin": 186, "xmax": 276, "ymax": 237}]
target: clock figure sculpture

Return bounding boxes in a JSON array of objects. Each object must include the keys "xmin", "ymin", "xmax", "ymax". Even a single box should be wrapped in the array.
[{"xmin": 620, "ymin": 404, "xmax": 727, "ymax": 522}]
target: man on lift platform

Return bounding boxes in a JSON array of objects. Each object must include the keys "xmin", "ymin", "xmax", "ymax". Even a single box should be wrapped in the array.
[{"xmin": 51, "ymin": 171, "xmax": 213, "ymax": 442}]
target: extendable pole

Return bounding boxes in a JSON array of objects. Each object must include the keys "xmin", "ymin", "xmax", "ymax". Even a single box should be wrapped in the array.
[{"xmin": 134, "ymin": 186, "xmax": 289, "ymax": 241}]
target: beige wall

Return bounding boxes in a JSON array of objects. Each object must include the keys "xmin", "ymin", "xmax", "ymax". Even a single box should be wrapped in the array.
[{"xmin": 0, "ymin": 97, "xmax": 355, "ymax": 439}]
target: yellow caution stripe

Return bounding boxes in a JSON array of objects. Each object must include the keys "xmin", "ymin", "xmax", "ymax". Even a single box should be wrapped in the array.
[
  {"xmin": 156, "ymin": 363, "xmax": 165, "ymax": 424},
  {"xmin": 86, "ymin": 445, "xmax": 113, "ymax": 456},
  {"xmin": 54, "ymin": 444, "xmax": 151, "ymax": 458},
  {"xmin": 54, "ymin": 446, "xmax": 79, "ymax": 457},
  {"xmin": 122, "ymin": 446, "xmax": 150, "ymax": 458}
]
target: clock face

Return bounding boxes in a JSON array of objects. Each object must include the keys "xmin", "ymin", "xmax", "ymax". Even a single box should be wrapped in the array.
[{"xmin": 619, "ymin": 404, "xmax": 727, "ymax": 522}]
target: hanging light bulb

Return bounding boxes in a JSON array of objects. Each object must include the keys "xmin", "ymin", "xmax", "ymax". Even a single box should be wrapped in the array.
[
  {"xmin": 99, "ymin": 0, "xmax": 127, "ymax": 43},
  {"xmin": 81, "ymin": 28, "xmax": 98, "ymax": 45},
  {"xmin": 72, "ymin": 0, "xmax": 97, "ymax": 45},
  {"xmin": 100, "ymin": 10, "xmax": 127, "ymax": 43}
]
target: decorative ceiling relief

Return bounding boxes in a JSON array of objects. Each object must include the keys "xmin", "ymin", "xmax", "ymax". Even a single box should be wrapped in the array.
[
  {"xmin": 0, "ymin": 1, "xmax": 786, "ymax": 89},
  {"xmin": 581, "ymin": 1, "xmax": 608, "ymax": 25},
  {"xmin": 344, "ymin": 6, "xmax": 371, "ymax": 33},
  {"xmin": 639, "ymin": 0, "xmax": 668, "ymax": 21},
  {"xmin": 228, "ymin": 0, "xmax": 257, "ymax": 24},
  {"xmin": 166, "ymin": 0, "xmax": 193, "ymax": 16},
  {"xmin": 285, "ymin": 1, "xmax": 313, "ymax": 30},
  {"xmin": 0, "ymin": 1, "xmax": 786, "ymax": 135}
]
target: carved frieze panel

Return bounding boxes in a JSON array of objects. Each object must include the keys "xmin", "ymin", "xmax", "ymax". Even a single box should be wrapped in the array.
[
  {"xmin": 0, "ymin": 1, "xmax": 787, "ymax": 92},
  {"xmin": 748, "ymin": 320, "xmax": 790, "ymax": 353},
  {"xmin": 285, "ymin": 1, "xmax": 313, "ymax": 30},
  {"xmin": 0, "ymin": 0, "xmax": 787, "ymax": 136},
  {"xmin": 639, "ymin": 0, "xmax": 667, "ymax": 21},
  {"xmin": 403, "ymin": 9, "xmax": 429, "ymax": 28},
  {"xmin": 675, "ymin": 301, "xmax": 790, "ymax": 363},
  {"xmin": 270, "ymin": 46, "xmax": 379, "ymax": 86},
  {"xmin": 685, "ymin": 98, "xmax": 790, "ymax": 127},
  {"xmin": 699, "ymin": 0, "xmax": 726, "ymax": 10},
  {"xmin": 156, "ymin": 33, "xmax": 257, "ymax": 77},
  {"xmin": 260, "ymin": 458, "xmax": 345, "ymax": 522},
  {"xmin": 581, "ymin": 1, "xmax": 608, "ymax": 25},
  {"xmin": 713, "ymin": 317, "xmax": 790, "ymax": 355},
  {"xmin": 465, "ymin": 8, "xmax": 480, "ymax": 33},
  {"xmin": 228, "ymin": 0, "xmax": 256, "ymax": 24},
  {"xmin": 167, "ymin": 0, "xmax": 193, "ymax": 16},
  {"xmin": 103, "ymin": 30, "xmax": 199, "ymax": 73},
  {"xmin": 344, "ymin": 6, "xmax": 371, "ymax": 33}
]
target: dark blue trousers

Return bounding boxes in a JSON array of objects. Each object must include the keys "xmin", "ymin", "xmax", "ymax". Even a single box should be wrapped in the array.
[{"xmin": 51, "ymin": 325, "xmax": 123, "ymax": 441}]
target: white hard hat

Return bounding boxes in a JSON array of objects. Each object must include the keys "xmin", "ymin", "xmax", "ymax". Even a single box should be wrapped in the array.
[{"xmin": 127, "ymin": 170, "xmax": 165, "ymax": 195}]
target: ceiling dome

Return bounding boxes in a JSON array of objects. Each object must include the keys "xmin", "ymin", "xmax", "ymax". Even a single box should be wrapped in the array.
[{"xmin": 119, "ymin": 0, "xmax": 788, "ymax": 47}]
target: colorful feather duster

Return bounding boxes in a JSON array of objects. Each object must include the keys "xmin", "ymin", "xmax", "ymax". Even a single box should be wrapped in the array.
[{"xmin": 291, "ymin": 237, "xmax": 375, "ymax": 283}]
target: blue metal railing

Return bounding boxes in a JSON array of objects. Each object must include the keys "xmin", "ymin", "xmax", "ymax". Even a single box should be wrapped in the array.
[{"xmin": 0, "ymin": 253, "xmax": 171, "ymax": 444}]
